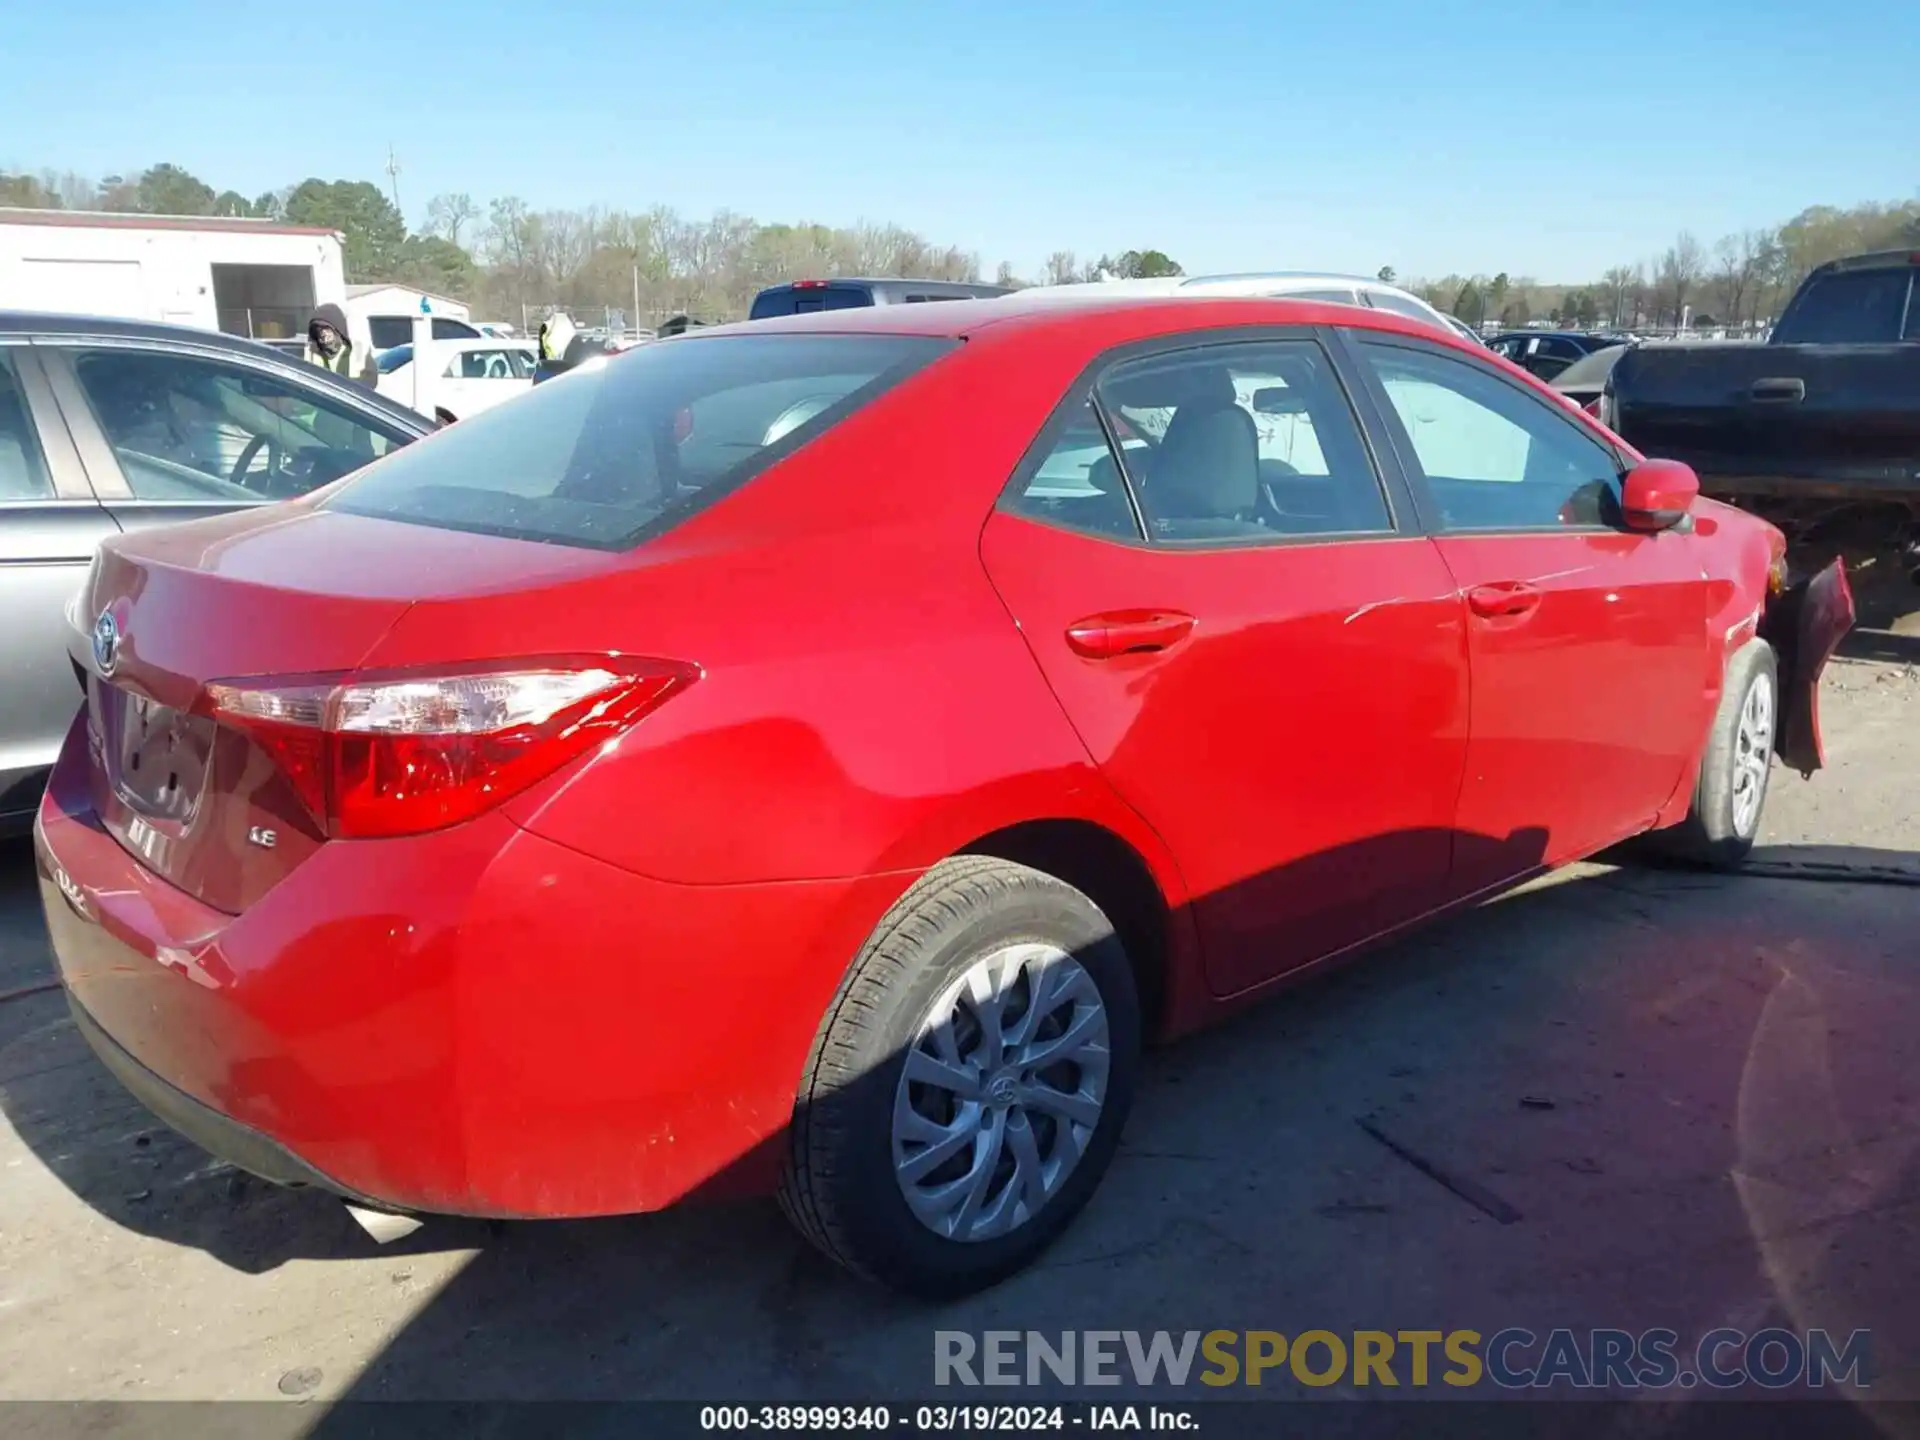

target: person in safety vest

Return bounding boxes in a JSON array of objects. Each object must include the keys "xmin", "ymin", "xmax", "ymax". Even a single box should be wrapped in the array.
[
  {"xmin": 305, "ymin": 304, "xmax": 377, "ymax": 385},
  {"xmin": 538, "ymin": 311, "xmax": 578, "ymax": 363}
]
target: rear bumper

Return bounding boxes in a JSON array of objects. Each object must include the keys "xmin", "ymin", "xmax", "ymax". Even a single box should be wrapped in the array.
[
  {"xmin": 33, "ymin": 715, "xmax": 917, "ymax": 1218},
  {"xmin": 66, "ymin": 989, "xmax": 388, "ymax": 1205}
]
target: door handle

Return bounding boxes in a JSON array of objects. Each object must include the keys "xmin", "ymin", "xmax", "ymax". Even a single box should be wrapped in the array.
[
  {"xmin": 1466, "ymin": 582, "xmax": 1543, "ymax": 619},
  {"xmin": 1749, "ymin": 377, "xmax": 1806, "ymax": 403},
  {"xmin": 1065, "ymin": 609, "xmax": 1196, "ymax": 659}
]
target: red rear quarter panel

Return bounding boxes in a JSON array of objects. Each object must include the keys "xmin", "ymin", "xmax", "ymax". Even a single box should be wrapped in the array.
[{"xmin": 354, "ymin": 323, "xmax": 1184, "ymax": 895}]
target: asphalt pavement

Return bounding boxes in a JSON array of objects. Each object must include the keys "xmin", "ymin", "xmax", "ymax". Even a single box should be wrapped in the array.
[{"xmin": 1, "ymin": 641, "xmax": 1915, "ymax": 1416}]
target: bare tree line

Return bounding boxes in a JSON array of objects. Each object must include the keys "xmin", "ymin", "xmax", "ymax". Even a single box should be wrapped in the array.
[
  {"xmin": 0, "ymin": 165, "xmax": 988, "ymax": 325},
  {"xmin": 5, "ymin": 161, "xmax": 1917, "ymax": 331},
  {"xmin": 1404, "ymin": 197, "xmax": 1920, "ymax": 334},
  {"xmin": 452, "ymin": 196, "xmax": 986, "ymax": 324}
]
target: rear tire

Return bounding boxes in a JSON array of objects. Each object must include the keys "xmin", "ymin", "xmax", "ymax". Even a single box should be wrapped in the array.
[
  {"xmin": 777, "ymin": 857, "xmax": 1140, "ymax": 1298},
  {"xmin": 1650, "ymin": 640, "xmax": 1778, "ymax": 868}
]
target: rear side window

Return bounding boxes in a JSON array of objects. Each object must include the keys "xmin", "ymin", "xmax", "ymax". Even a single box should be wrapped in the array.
[
  {"xmin": 1773, "ymin": 269, "xmax": 1913, "ymax": 345},
  {"xmin": 327, "ymin": 334, "xmax": 953, "ymax": 549},
  {"xmin": 1007, "ymin": 394, "xmax": 1143, "ymax": 540},
  {"xmin": 1097, "ymin": 340, "xmax": 1391, "ymax": 541}
]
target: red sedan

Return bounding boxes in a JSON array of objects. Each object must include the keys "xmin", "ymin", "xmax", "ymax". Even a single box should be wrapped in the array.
[{"xmin": 34, "ymin": 295, "xmax": 1853, "ymax": 1297}]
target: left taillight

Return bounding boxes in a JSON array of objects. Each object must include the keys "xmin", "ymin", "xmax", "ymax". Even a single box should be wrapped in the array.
[{"xmin": 201, "ymin": 656, "xmax": 697, "ymax": 839}]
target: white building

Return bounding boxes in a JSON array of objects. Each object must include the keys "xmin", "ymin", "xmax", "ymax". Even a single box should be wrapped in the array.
[
  {"xmin": 344, "ymin": 283, "xmax": 477, "ymax": 351},
  {"xmin": 0, "ymin": 208, "xmax": 345, "ymax": 348}
]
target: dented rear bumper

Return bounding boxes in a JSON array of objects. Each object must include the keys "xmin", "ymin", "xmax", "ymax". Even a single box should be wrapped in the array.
[{"xmin": 1761, "ymin": 558, "xmax": 1856, "ymax": 777}]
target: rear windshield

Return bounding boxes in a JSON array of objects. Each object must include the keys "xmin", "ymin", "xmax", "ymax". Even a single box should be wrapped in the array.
[
  {"xmin": 1773, "ymin": 268, "xmax": 1914, "ymax": 345},
  {"xmin": 326, "ymin": 333, "xmax": 954, "ymax": 549},
  {"xmin": 749, "ymin": 286, "xmax": 874, "ymax": 319},
  {"xmin": 375, "ymin": 345, "xmax": 413, "ymax": 373}
]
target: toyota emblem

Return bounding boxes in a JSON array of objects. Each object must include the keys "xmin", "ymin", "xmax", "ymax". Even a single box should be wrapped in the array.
[{"xmin": 91, "ymin": 610, "xmax": 120, "ymax": 677}]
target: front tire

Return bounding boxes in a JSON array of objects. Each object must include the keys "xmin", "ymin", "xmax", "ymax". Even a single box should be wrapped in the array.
[
  {"xmin": 777, "ymin": 857, "xmax": 1140, "ymax": 1298},
  {"xmin": 1655, "ymin": 640, "xmax": 1778, "ymax": 868}
]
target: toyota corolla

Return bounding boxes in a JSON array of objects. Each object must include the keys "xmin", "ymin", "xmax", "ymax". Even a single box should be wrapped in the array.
[{"xmin": 34, "ymin": 295, "xmax": 1853, "ymax": 1296}]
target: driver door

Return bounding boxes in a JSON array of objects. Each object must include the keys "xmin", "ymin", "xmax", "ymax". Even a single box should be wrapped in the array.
[{"xmin": 35, "ymin": 341, "xmax": 414, "ymax": 537}]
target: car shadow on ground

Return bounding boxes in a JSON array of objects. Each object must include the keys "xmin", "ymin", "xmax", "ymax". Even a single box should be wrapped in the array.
[
  {"xmin": 6, "ymin": 826, "xmax": 1920, "ymax": 1411},
  {"xmin": 0, "ymin": 837, "xmax": 494, "ymax": 1273},
  {"xmin": 1839, "ymin": 627, "xmax": 1920, "ymax": 667}
]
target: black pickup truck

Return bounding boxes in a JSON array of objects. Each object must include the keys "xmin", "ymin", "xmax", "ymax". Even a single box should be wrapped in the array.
[{"xmin": 1608, "ymin": 250, "xmax": 1920, "ymax": 536}]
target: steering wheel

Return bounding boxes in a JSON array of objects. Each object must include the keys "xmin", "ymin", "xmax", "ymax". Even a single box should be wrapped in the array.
[{"xmin": 231, "ymin": 433, "xmax": 283, "ymax": 492}]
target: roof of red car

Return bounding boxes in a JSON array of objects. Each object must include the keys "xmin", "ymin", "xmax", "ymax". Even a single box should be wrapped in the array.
[{"xmin": 695, "ymin": 292, "xmax": 1455, "ymax": 348}]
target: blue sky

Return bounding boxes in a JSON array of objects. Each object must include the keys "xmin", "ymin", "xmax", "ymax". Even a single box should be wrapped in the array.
[{"xmin": 6, "ymin": 0, "xmax": 1917, "ymax": 282}]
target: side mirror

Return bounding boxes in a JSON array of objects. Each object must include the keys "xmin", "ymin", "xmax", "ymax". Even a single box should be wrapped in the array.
[{"xmin": 1620, "ymin": 458, "xmax": 1699, "ymax": 532}]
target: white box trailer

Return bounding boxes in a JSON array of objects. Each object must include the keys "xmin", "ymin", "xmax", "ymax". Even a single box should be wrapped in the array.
[{"xmin": 0, "ymin": 208, "xmax": 348, "ymax": 354}]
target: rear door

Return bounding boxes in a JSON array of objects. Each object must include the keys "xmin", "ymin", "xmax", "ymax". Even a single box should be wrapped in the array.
[
  {"xmin": 1345, "ymin": 333, "xmax": 1711, "ymax": 888},
  {"xmin": 37, "ymin": 340, "xmax": 418, "ymax": 530},
  {"xmin": 0, "ymin": 344, "xmax": 114, "ymax": 822},
  {"xmin": 981, "ymin": 331, "xmax": 1470, "ymax": 996}
]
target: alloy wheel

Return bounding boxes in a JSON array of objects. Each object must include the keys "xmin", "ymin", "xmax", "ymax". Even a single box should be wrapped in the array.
[
  {"xmin": 1731, "ymin": 671, "xmax": 1775, "ymax": 837},
  {"xmin": 891, "ymin": 943, "xmax": 1111, "ymax": 1242}
]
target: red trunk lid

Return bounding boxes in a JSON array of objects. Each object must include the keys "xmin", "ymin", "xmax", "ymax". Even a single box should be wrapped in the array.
[{"xmin": 77, "ymin": 506, "xmax": 628, "ymax": 912}]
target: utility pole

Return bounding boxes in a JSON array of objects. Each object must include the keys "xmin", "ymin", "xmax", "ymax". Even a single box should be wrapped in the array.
[{"xmin": 384, "ymin": 145, "xmax": 403, "ymax": 217}]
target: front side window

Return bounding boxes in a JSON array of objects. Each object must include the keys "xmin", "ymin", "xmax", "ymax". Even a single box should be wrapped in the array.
[
  {"xmin": 1095, "ymin": 340, "xmax": 1391, "ymax": 541},
  {"xmin": 0, "ymin": 351, "xmax": 55, "ymax": 501},
  {"xmin": 1358, "ymin": 341, "xmax": 1621, "ymax": 531},
  {"xmin": 71, "ymin": 348, "xmax": 409, "ymax": 503},
  {"xmin": 328, "ymin": 333, "xmax": 954, "ymax": 549}
]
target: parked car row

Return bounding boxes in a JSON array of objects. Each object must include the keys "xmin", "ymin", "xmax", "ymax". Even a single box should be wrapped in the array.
[
  {"xmin": 24, "ymin": 285, "xmax": 1853, "ymax": 1298},
  {"xmin": 1486, "ymin": 329, "xmax": 1629, "ymax": 382},
  {"xmin": 746, "ymin": 271, "xmax": 1492, "ymax": 349}
]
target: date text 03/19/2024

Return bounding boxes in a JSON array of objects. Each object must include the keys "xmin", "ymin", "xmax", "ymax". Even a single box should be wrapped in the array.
[{"xmin": 699, "ymin": 1405, "xmax": 1193, "ymax": 1432}]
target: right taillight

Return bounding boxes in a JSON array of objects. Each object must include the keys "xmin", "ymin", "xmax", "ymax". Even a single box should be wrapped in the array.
[{"xmin": 202, "ymin": 656, "xmax": 697, "ymax": 839}]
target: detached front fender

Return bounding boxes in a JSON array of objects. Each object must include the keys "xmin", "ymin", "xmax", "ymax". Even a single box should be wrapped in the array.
[{"xmin": 1760, "ymin": 559, "xmax": 1856, "ymax": 778}]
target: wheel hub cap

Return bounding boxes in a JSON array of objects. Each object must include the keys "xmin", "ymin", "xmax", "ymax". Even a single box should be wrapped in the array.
[
  {"xmin": 1731, "ymin": 673, "xmax": 1775, "ymax": 837},
  {"xmin": 891, "ymin": 942, "xmax": 1111, "ymax": 1243}
]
